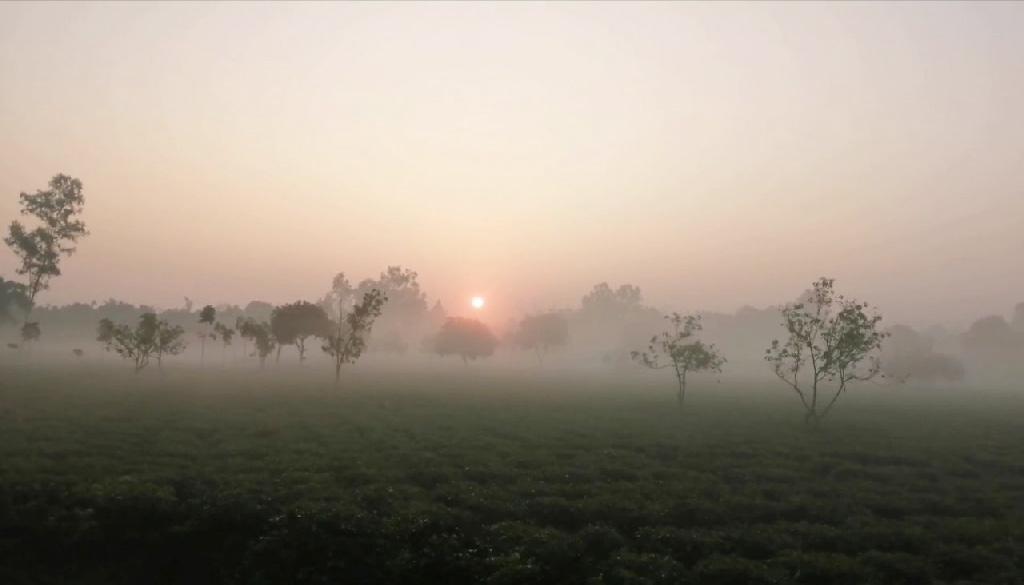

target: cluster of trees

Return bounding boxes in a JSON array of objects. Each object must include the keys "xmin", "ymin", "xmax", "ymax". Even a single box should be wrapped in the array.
[
  {"xmin": 96, "ymin": 290, "xmax": 390, "ymax": 384},
  {"xmin": 3, "ymin": 173, "xmax": 1022, "ymax": 417}
]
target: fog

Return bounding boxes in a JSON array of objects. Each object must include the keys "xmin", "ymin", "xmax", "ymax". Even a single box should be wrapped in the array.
[
  {"xmin": 3, "ymin": 4, "xmax": 1024, "ymax": 583},
  {"xmin": 2, "ymin": 2, "xmax": 1024, "ymax": 326}
]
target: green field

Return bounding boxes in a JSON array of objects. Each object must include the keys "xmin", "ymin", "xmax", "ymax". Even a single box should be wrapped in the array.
[{"xmin": 1, "ymin": 366, "xmax": 1022, "ymax": 584}]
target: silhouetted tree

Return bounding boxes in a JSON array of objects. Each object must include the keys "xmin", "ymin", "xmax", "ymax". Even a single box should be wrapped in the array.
[
  {"xmin": 431, "ymin": 317, "xmax": 498, "ymax": 363},
  {"xmin": 355, "ymin": 266, "xmax": 430, "ymax": 352},
  {"xmin": 516, "ymin": 312, "xmax": 569, "ymax": 364},
  {"xmin": 3, "ymin": 174, "xmax": 88, "ymax": 332},
  {"xmin": 97, "ymin": 318, "xmax": 115, "ymax": 351},
  {"xmin": 322, "ymin": 289, "xmax": 387, "ymax": 384},
  {"xmin": 632, "ymin": 313, "xmax": 725, "ymax": 406},
  {"xmin": 20, "ymin": 321, "xmax": 41, "ymax": 347},
  {"xmin": 236, "ymin": 316, "xmax": 257, "ymax": 359},
  {"xmin": 319, "ymin": 272, "xmax": 354, "ymax": 320},
  {"xmin": 882, "ymin": 324, "xmax": 964, "ymax": 383},
  {"xmin": 105, "ymin": 313, "xmax": 160, "ymax": 372},
  {"xmin": 961, "ymin": 315, "xmax": 1022, "ymax": 352},
  {"xmin": 154, "ymin": 321, "xmax": 187, "ymax": 372},
  {"xmin": 250, "ymin": 322, "xmax": 276, "ymax": 368},
  {"xmin": 270, "ymin": 301, "xmax": 331, "ymax": 362},
  {"xmin": 197, "ymin": 305, "xmax": 216, "ymax": 364},
  {"xmin": 213, "ymin": 322, "xmax": 235, "ymax": 360},
  {"xmin": 0, "ymin": 277, "xmax": 30, "ymax": 327},
  {"xmin": 765, "ymin": 277, "xmax": 887, "ymax": 425}
]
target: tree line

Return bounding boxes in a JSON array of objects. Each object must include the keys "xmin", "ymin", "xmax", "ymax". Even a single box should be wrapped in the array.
[{"xmin": 4, "ymin": 173, "xmax": 1024, "ymax": 422}]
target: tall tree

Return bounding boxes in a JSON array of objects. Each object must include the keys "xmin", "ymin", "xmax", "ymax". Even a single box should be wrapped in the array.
[
  {"xmin": 213, "ymin": 322, "xmax": 235, "ymax": 360},
  {"xmin": 197, "ymin": 305, "xmax": 216, "ymax": 365},
  {"xmin": 270, "ymin": 301, "xmax": 331, "ymax": 362},
  {"xmin": 250, "ymin": 322, "xmax": 276, "ymax": 368},
  {"xmin": 632, "ymin": 313, "xmax": 725, "ymax": 407},
  {"xmin": 765, "ymin": 277, "xmax": 887, "ymax": 425},
  {"xmin": 322, "ymin": 289, "xmax": 387, "ymax": 384},
  {"xmin": 4, "ymin": 174, "xmax": 89, "ymax": 329}
]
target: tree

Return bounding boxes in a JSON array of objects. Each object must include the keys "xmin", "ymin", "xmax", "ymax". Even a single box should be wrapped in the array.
[
  {"xmin": 961, "ymin": 315, "xmax": 1021, "ymax": 352},
  {"xmin": 20, "ymin": 321, "xmax": 41, "ymax": 347},
  {"xmin": 319, "ymin": 272, "xmax": 354, "ymax": 320},
  {"xmin": 237, "ymin": 316, "xmax": 257, "ymax": 359},
  {"xmin": 153, "ymin": 321, "xmax": 187, "ymax": 372},
  {"xmin": 105, "ymin": 314, "xmax": 160, "ymax": 373},
  {"xmin": 3, "ymin": 174, "xmax": 89, "ymax": 328},
  {"xmin": 322, "ymin": 289, "xmax": 387, "ymax": 384},
  {"xmin": 250, "ymin": 322, "xmax": 276, "ymax": 368},
  {"xmin": 765, "ymin": 277, "xmax": 887, "ymax": 425},
  {"xmin": 354, "ymin": 266, "xmax": 430, "ymax": 353},
  {"xmin": 197, "ymin": 305, "xmax": 216, "ymax": 365},
  {"xmin": 270, "ymin": 301, "xmax": 330, "ymax": 363},
  {"xmin": 431, "ymin": 317, "xmax": 498, "ymax": 363},
  {"xmin": 97, "ymin": 317, "xmax": 115, "ymax": 351},
  {"xmin": 0, "ymin": 277, "xmax": 30, "ymax": 327},
  {"xmin": 515, "ymin": 312, "xmax": 569, "ymax": 364},
  {"xmin": 213, "ymin": 322, "xmax": 235, "ymax": 358},
  {"xmin": 631, "ymin": 313, "xmax": 725, "ymax": 406},
  {"xmin": 881, "ymin": 324, "xmax": 964, "ymax": 383}
]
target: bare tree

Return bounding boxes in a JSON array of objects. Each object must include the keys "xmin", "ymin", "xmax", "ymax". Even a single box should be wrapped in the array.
[
  {"xmin": 765, "ymin": 277, "xmax": 887, "ymax": 425},
  {"xmin": 632, "ymin": 313, "xmax": 725, "ymax": 407},
  {"xmin": 322, "ymin": 289, "xmax": 387, "ymax": 385}
]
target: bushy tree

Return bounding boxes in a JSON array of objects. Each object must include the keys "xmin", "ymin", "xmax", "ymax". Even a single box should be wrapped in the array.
[
  {"xmin": 20, "ymin": 321, "xmax": 41, "ymax": 346},
  {"xmin": 515, "ymin": 312, "xmax": 569, "ymax": 364},
  {"xmin": 882, "ymin": 325, "xmax": 964, "ymax": 383},
  {"xmin": 154, "ymin": 321, "xmax": 187, "ymax": 371},
  {"xmin": 431, "ymin": 317, "xmax": 498, "ymax": 363},
  {"xmin": 4, "ymin": 174, "xmax": 88, "ymax": 329},
  {"xmin": 104, "ymin": 313, "xmax": 184, "ymax": 373},
  {"xmin": 236, "ymin": 316, "xmax": 257, "ymax": 358},
  {"xmin": 0, "ymin": 277, "xmax": 30, "ymax": 327},
  {"xmin": 632, "ymin": 313, "xmax": 725, "ymax": 406},
  {"xmin": 97, "ymin": 317, "xmax": 115, "ymax": 350},
  {"xmin": 961, "ymin": 315, "xmax": 1021, "ymax": 352},
  {"xmin": 213, "ymin": 322, "xmax": 235, "ymax": 358},
  {"xmin": 765, "ymin": 277, "xmax": 887, "ymax": 425},
  {"xmin": 322, "ymin": 289, "xmax": 387, "ymax": 384},
  {"xmin": 270, "ymin": 301, "xmax": 330, "ymax": 362},
  {"xmin": 250, "ymin": 322, "xmax": 276, "ymax": 368},
  {"xmin": 354, "ymin": 266, "xmax": 430, "ymax": 353}
]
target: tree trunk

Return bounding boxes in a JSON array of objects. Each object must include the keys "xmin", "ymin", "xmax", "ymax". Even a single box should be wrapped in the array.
[{"xmin": 675, "ymin": 369, "xmax": 687, "ymax": 407}]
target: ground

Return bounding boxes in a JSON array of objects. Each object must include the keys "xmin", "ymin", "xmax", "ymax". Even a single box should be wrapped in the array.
[{"xmin": 1, "ymin": 365, "xmax": 1022, "ymax": 584}]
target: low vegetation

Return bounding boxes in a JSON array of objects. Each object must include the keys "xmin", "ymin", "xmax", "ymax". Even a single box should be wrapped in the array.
[{"xmin": 0, "ymin": 368, "xmax": 1021, "ymax": 585}]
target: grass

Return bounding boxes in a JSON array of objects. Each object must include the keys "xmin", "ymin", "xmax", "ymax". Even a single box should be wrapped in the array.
[{"xmin": 1, "ymin": 365, "xmax": 1022, "ymax": 584}]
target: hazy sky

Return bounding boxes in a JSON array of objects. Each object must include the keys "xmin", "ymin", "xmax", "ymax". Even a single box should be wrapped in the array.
[{"xmin": 1, "ymin": 2, "xmax": 1022, "ymax": 326}]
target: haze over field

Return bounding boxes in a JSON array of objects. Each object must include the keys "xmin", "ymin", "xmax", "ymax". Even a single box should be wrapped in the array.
[{"xmin": 1, "ymin": 2, "xmax": 1023, "ymax": 327}]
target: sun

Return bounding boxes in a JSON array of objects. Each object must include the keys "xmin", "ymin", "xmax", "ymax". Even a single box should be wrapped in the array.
[{"xmin": 470, "ymin": 296, "xmax": 486, "ymax": 310}]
